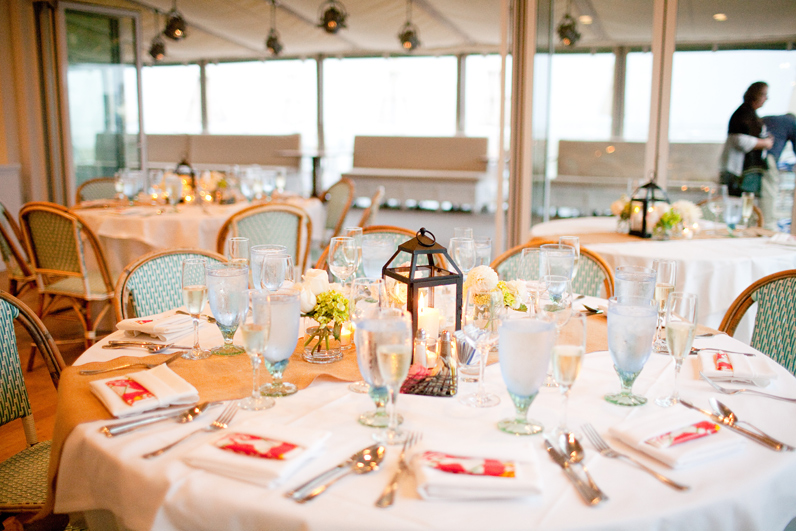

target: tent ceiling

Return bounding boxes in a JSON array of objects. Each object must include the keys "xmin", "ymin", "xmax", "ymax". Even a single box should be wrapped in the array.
[{"xmin": 89, "ymin": 0, "xmax": 796, "ymax": 64}]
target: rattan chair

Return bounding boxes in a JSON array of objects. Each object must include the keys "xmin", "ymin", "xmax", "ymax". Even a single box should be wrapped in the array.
[
  {"xmin": 0, "ymin": 290, "xmax": 65, "ymax": 513},
  {"xmin": 0, "ymin": 202, "xmax": 36, "ymax": 297},
  {"xmin": 75, "ymin": 177, "xmax": 118, "ymax": 204},
  {"xmin": 490, "ymin": 240, "xmax": 615, "ymax": 298},
  {"xmin": 719, "ymin": 269, "xmax": 796, "ymax": 376},
  {"xmin": 696, "ymin": 197, "xmax": 763, "ymax": 228},
  {"xmin": 315, "ymin": 225, "xmax": 416, "ymax": 274},
  {"xmin": 114, "ymin": 249, "xmax": 227, "ymax": 321},
  {"xmin": 319, "ymin": 178, "xmax": 354, "ymax": 243},
  {"xmin": 357, "ymin": 186, "xmax": 385, "ymax": 228},
  {"xmin": 216, "ymin": 203, "xmax": 312, "ymax": 273},
  {"xmin": 19, "ymin": 202, "xmax": 116, "ymax": 353}
]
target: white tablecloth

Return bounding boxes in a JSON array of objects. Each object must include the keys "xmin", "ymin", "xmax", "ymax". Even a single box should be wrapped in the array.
[
  {"xmin": 530, "ymin": 217, "xmax": 619, "ymax": 237},
  {"xmin": 75, "ymin": 198, "xmax": 325, "ymax": 278},
  {"xmin": 588, "ymin": 238, "xmax": 796, "ymax": 341},
  {"xmin": 56, "ymin": 331, "xmax": 796, "ymax": 531}
]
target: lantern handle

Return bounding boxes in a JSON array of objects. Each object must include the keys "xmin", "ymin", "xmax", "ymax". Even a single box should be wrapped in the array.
[{"xmin": 416, "ymin": 228, "xmax": 436, "ymax": 247}]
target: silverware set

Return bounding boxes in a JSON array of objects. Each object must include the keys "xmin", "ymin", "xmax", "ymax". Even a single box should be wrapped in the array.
[
  {"xmin": 375, "ymin": 431, "xmax": 422, "ymax": 508},
  {"xmin": 100, "ymin": 401, "xmax": 218, "ymax": 437},
  {"xmin": 543, "ymin": 435, "xmax": 607, "ymax": 505},
  {"xmin": 79, "ymin": 350, "xmax": 185, "ymax": 375},
  {"xmin": 142, "ymin": 401, "xmax": 239, "ymax": 459}
]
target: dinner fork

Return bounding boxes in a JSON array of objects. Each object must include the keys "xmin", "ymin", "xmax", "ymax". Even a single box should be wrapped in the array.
[
  {"xmin": 375, "ymin": 431, "xmax": 422, "ymax": 508},
  {"xmin": 689, "ymin": 347, "xmax": 755, "ymax": 357},
  {"xmin": 700, "ymin": 372, "xmax": 796, "ymax": 403},
  {"xmin": 142, "ymin": 401, "xmax": 238, "ymax": 459},
  {"xmin": 581, "ymin": 424, "xmax": 689, "ymax": 491},
  {"xmin": 79, "ymin": 351, "xmax": 184, "ymax": 375}
]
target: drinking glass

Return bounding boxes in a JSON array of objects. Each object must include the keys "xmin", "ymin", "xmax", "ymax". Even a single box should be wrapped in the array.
[
  {"xmin": 453, "ymin": 227, "xmax": 474, "ymax": 239},
  {"xmin": 474, "ymin": 237, "xmax": 492, "ymax": 267},
  {"xmin": 448, "ymin": 237, "xmax": 476, "ymax": 276},
  {"xmin": 347, "ymin": 277, "xmax": 386, "ymax": 394},
  {"xmin": 275, "ymin": 168, "xmax": 287, "ymax": 193},
  {"xmin": 558, "ymin": 236, "xmax": 580, "ymax": 281},
  {"xmin": 239, "ymin": 171, "xmax": 256, "ymax": 202},
  {"xmin": 605, "ymin": 296, "xmax": 657, "ymax": 406},
  {"xmin": 655, "ymin": 292, "xmax": 697, "ymax": 408},
  {"xmin": 344, "ymin": 227, "xmax": 364, "ymax": 278},
  {"xmin": 239, "ymin": 290, "xmax": 275, "ymax": 410},
  {"xmin": 251, "ymin": 244, "xmax": 288, "ymax": 292},
  {"xmin": 724, "ymin": 198, "xmax": 742, "ymax": 236},
  {"xmin": 652, "ymin": 259, "xmax": 676, "ymax": 354},
  {"xmin": 260, "ymin": 291, "xmax": 301, "ymax": 397},
  {"xmin": 261, "ymin": 170, "xmax": 276, "ymax": 200},
  {"xmin": 553, "ymin": 314, "xmax": 586, "ymax": 434},
  {"xmin": 328, "ymin": 236, "xmax": 358, "ymax": 284},
  {"xmin": 518, "ymin": 248, "xmax": 543, "ymax": 316},
  {"xmin": 741, "ymin": 191, "xmax": 755, "ymax": 228},
  {"xmin": 164, "ymin": 175, "xmax": 182, "ymax": 212},
  {"xmin": 181, "ymin": 259, "xmax": 211, "ymax": 360},
  {"xmin": 498, "ymin": 318, "xmax": 556, "ymax": 435},
  {"xmin": 227, "ymin": 237, "xmax": 250, "ymax": 267},
  {"xmin": 614, "ymin": 265, "xmax": 656, "ymax": 302},
  {"xmin": 539, "ymin": 275, "xmax": 573, "ymax": 330},
  {"xmin": 206, "ymin": 262, "xmax": 248, "ymax": 356},
  {"xmin": 361, "ymin": 236, "xmax": 394, "ymax": 278},
  {"xmin": 540, "ymin": 244, "xmax": 575, "ymax": 280},
  {"xmin": 261, "ymin": 253, "xmax": 294, "ymax": 292},
  {"xmin": 460, "ymin": 289, "xmax": 503, "ymax": 408},
  {"xmin": 707, "ymin": 184, "xmax": 728, "ymax": 231},
  {"xmin": 376, "ymin": 341, "xmax": 413, "ymax": 445},
  {"xmin": 354, "ymin": 308, "xmax": 410, "ymax": 428}
]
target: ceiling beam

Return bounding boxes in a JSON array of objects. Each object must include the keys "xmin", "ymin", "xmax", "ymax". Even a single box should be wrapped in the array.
[{"xmin": 413, "ymin": 0, "xmax": 476, "ymax": 46}]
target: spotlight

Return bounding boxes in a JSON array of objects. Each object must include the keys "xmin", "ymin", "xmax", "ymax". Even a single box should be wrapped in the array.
[
  {"xmin": 557, "ymin": 13, "xmax": 580, "ymax": 47},
  {"xmin": 398, "ymin": 0, "xmax": 420, "ymax": 52},
  {"xmin": 164, "ymin": 1, "xmax": 186, "ymax": 41},
  {"xmin": 318, "ymin": 0, "xmax": 347, "ymax": 34},
  {"xmin": 148, "ymin": 10, "xmax": 166, "ymax": 61},
  {"xmin": 266, "ymin": 28, "xmax": 283, "ymax": 56}
]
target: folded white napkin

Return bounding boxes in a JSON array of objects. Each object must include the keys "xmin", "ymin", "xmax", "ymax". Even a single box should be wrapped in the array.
[
  {"xmin": 609, "ymin": 409, "xmax": 744, "ymax": 469},
  {"xmin": 768, "ymin": 233, "xmax": 796, "ymax": 247},
  {"xmin": 698, "ymin": 351, "xmax": 776, "ymax": 387},
  {"xmin": 183, "ymin": 421, "xmax": 331, "ymax": 488},
  {"xmin": 89, "ymin": 364, "xmax": 199, "ymax": 418},
  {"xmin": 410, "ymin": 442, "xmax": 542, "ymax": 501},
  {"xmin": 116, "ymin": 310, "xmax": 195, "ymax": 342}
]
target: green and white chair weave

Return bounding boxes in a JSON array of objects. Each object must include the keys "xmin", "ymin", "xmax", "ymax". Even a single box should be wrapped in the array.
[
  {"xmin": 720, "ymin": 269, "xmax": 796, "ymax": 377},
  {"xmin": 0, "ymin": 290, "xmax": 64, "ymax": 513},
  {"xmin": 114, "ymin": 249, "xmax": 227, "ymax": 320},
  {"xmin": 75, "ymin": 177, "xmax": 118, "ymax": 204},
  {"xmin": 315, "ymin": 225, "xmax": 416, "ymax": 277}
]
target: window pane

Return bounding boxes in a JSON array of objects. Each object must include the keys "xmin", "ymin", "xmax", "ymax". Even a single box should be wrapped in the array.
[
  {"xmin": 624, "ymin": 52, "xmax": 653, "ymax": 142},
  {"xmin": 142, "ymin": 64, "xmax": 201, "ymax": 134},
  {"xmin": 206, "ymin": 60, "xmax": 317, "ymax": 146},
  {"xmin": 464, "ymin": 54, "xmax": 512, "ymax": 156}
]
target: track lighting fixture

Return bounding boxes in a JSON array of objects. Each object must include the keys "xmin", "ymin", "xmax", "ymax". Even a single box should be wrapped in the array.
[
  {"xmin": 164, "ymin": 0, "xmax": 187, "ymax": 41},
  {"xmin": 318, "ymin": 0, "xmax": 348, "ymax": 34},
  {"xmin": 557, "ymin": 1, "xmax": 581, "ymax": 47},
  {"xmin": 398, "ymin": 0, "xmax": 420, "ymax": 52},
  {"xmin": 148, "ymin": 11, "xmax": 166, "ymax": 61},
  {"xmin": 266, "ymin": 1, "xmax": 283, "ymax": 56}
]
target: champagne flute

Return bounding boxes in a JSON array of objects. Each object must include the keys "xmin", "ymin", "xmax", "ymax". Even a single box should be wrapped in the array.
[
  {"xmin": 655, "ymin": 292, "xmax": 697, "ymax": 408},
  {"xmin": 558, "ymin": 236, "xmax": 580, "ymax": 281},
  {"xmin": 348, "ymin": 277, "xmax": 386, "ymax": 394},
  {"xmin": 239, "ymin": 290, "xmax": 275, "ymax": 410},
  {"xmin": 459, "ymin": 289, "xmax": 503, "ymax": 408},
  {"xmin": 553, "ymin": 314, "xmax": 586, "ymax": 434},
  {"xmin": 344, "ymin": 227, "xmax": 364, "ymax": 278},
  {"xmin": 518, "ymin": 248, "xmax": 543, "ymax": 316},
  {"xmin": 604, "ymin": 296, "xmax": 657, "ymax": 406},
  {"xmin": 376, "ymin": 341, "xmax": 413, "ymax": 445},
  {"xmin": 181, "ymin": 258, "xmax": 211, "ymax": 360},
  {"xmin": 228, "ymin": 237, "xmax": 251, "ymax": 287},
  {"xmin": 260, "ymin": 291, "xmax": 301, "ymax": 397},
  {"xmin": 741, "ymin": 192, "xmax": 755, "ymax": 229},
  {"xmin": 652, "ymin": 259, "xmax": 676, "ymax": 354},
  {"xmin": 448, "ymin": 237, "xmax": 476, "ymax": 276},
  {"xmin": 328, "ymin": 236, "xmax": 357, "ymax": 284}
]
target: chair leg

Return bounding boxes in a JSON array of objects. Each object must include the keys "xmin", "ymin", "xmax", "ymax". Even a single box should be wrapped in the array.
[
  {"xmin": 9, "ymin": 278, "xmax": 18, "ymax": 296},
  {"xmin": 26, "ymin": 343, "xmax": 37, "ymax": 371}
]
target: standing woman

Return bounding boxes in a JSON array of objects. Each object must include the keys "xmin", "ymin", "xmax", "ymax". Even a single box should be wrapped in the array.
[{"xmin": 719, "ymin": 81, "xmax": 775, "ymax": 196}]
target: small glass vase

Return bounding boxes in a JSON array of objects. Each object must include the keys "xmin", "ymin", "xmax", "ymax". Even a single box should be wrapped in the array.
[
  {"xmin": 616, "ymin": 217, "xmax": 630, "ymax": 234},
  {"xmin": 302, "ymin": 325, "xmax": 343, "ymax": 364},
  {"xmin": 652, "ymin": 225, "xmax": 672, "ymax": 241}
]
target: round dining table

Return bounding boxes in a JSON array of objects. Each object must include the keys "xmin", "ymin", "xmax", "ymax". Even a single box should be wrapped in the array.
[{"xmin": 49, "ymin": 298, "xmax": 796, "ymax": 531}]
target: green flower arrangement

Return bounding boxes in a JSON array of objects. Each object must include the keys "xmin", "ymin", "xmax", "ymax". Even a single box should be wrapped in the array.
[{"xmin": 299, "ymin": 270, "xmax": 350, "ymax": 355}]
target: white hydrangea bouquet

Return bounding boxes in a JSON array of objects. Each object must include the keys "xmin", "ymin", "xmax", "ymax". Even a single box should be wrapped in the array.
[
  {"xmin": 464, "ymin": 265, "xmax": 527, "ymax": 313},
  {"xmin": 611, "ymin": 195, "xmax": 701, "ymax": 238},
  {"xmin": 298, "ymin": 269, "xmax": 349, "ymax": 354}
]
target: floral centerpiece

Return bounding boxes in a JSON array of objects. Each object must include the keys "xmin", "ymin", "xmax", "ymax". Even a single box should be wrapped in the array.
[
  {"xmin": 611, "ymin": 195, "xmax": 701, "ymax": 239},
  {"xmin": 298, "ymin": 269, "xmax": 349, "ymax": 363},
  {"xmin": 464, "ymin": 266, "xmax": 527, "ymax": 313}
]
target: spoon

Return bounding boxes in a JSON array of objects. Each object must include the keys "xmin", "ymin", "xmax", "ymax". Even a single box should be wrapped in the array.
[
  {"xmin": 582, "ymin": 304, "xmax": 604, "ymax": 315},
  {"xmin": 289, "ymin": 444, "xmax": 386, "ymax": 503},
  {"xmin": 709, "ymin": 398, "xmax": 795, "ymax": 451},
  {"xmin": 559, "ymin": 432, "xmax": 608, "ymax": 500}
]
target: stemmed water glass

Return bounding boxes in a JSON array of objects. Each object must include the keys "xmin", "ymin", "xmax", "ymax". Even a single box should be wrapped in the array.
[
  {"xmin": 604, "ymin": 296, "xmax": 658, "ymax": 406},
  {"xmin": 460, "ymin": 289, "xmax": 503, "ymax": 408},
  {"xmin": 239, "ymin": 290, "xmax": 275, "ymax": 410},
  {"xmin": 724, "ymin": 198, "xmax": 743, "ymax": 236},
  {"xmin": 655, "ymin": 292, "xmax": 697, "ymax": 408},
  {"xmin": 453, "ymin": 227, "xmax": 474, "ymax": 239},
  {"xmin": 328, "ymin": 237, "xmax": 358, "ymax": 284},
  {"xmin": 348, "ymin": 277, "xmax": 386, "ymax": 394},
  {"xmin": 164, "ymin": 175, "xmax": 182, "ymax": 212},
  {"xmin": 539, "ymin": 275, "xmax": 573, "ymax": 387},
  {"xmin": 261, "ymin": 253, "xmax": 294, "ymax": 292},
  {"xmin": 540, "ymin": 244, "xmax": 575, "ymax": 279},
  {"xmin": 474, "ymin": 237, "xmax": 492, "ymax": 267},
  {"xmin": 498, "ymin": 318, "xmax": 556, "ymax": 435},
  {"xmin": 181, "ymin": 258, "xmax": 211, "ymax": 360},
  {"xmin": 375, "ymin": 329, "xmax": 413, "ymax": 445},
  {"xmin": 652, "ymin": 259, "xmax": 676, "ymax": 354},
  {"xmin": 518, "ymin": 248, "xmax": 543, "ymax": 316},
  {"xmin": 553, "ymin": 314, "xmax": 586, "ymax": 435},
  {"xmin": 558, "ymin": 236, "xmax": 580, "ymax": 281},
  {"xmin": 448, "ymin": 237, "xmax": 476, "ymax": 276},
  {"xmin": 206, "ymin": 262, "xmax": 248, "ymax": 356},
  {"xmin": 707, "ymin": 184, "xmax": 728, "ymax": 233},
  {"xmin": 251, "ymin": 244, "xmax": 288, "ymax": 292},
  {"xmin": 260, "ymin": 291, "xmax": 301, "ymax": 397},
  {"xmin": 344, "ymin": 227, "xmax": 364, "ymax": 278}
]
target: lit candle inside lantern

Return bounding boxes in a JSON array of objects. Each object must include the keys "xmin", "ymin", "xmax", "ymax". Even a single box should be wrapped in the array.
[{"xmin": 417, "ymin": 291, "xmax": 440, "ymax": 343}]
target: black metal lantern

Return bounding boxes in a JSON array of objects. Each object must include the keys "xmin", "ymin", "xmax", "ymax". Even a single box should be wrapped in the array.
[
  {"xmin": 629, "ymin": 175, "xmax": 671, "ymax": 238},
  {"xmin": 382, "ymin": 228, "xmax": 463, "ymax": 339}
]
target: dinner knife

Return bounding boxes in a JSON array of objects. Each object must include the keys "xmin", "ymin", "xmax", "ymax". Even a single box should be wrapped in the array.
[
  {"xmin": 99, "ymin": 401, "xmax": 217, "ymax": 437},
  {"xmin": 543, "ymin": 438, "xmax": 605, "ymax": 505},
  {"xmin": 679, "ymin": 400, "xmax": 794, "ymax": 452}
]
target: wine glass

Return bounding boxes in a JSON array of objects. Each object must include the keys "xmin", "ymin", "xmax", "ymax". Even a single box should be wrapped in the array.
[
  {"xmin": 540, "ymin": 244, "xmax": 575, "ymax": 280},
  {"xmin": 375, "ymin": 338, "xmax": 413, "ymax": 445},
  {"xmin": 260, "ymin": 291, "xmax": 301, "ymax": 397},
  {"xmin": 498, "ymin": 318, "xmax": 556, "ymax": 435},
  {"xmin": 164, "ymin": 175, "xmax": 182, "ymax": 212},
  {"xmin": 518, "ymin": 248, "xmax": 543, "ymax": 316},
  {"xmin": 652, "ymin": 259, "xmax": 676, "ymax": 354},
  {"xmin": 239, "ymin": 170, "xmax": 255, "ymax": 202},
  {"xmin": 347, "ymin": 277, "xmax": 386, "ymax": 394},
  {"xmin": 121, "ymin": 170, "xmax": 143, "ymax": 206},
  {"xmin": 615, "ymin": 265, "xmax": 656, "ymax": 301},
  {"xmin": 724, "ymin": 198, "xmax": 742, "ymax": 236},
  {"xmin": 448, "ymin": 237, "xmax": 476, "ymax": 276},
  {"xmin": 459, "ymin": 289, "xmax": 503, "ymax": 408},
  {"xmin": 558, "ymin": 236, "xmax": 580, "ymax": 281},
  {"xmin": 344, "ymin": 227, "xmax": 364, "ymax": 278},
  {"xmin": 453, "ymin": 227, "xmax": 474, "ymax": 239},
  {"xmin": 655, "ymin": 292, "xmax": 697, "ymax": 408},
  {"xmin": 181, "ymin": 258, "xmax": 211, "ymax": 360},
  {"xmin": 354, "ymin": 308, "xmax": 410, "ymax": 428},
  {"xmin": 707, "ymin": 184, "xmax": 728, "ymax": 232},
  {"xmin": 553, "ymin": 314, "xmax": 586, "ymax": 435},
  {"xmin": 604, "ymin": 296, "xmax": 657, "ymax": 406},
  {"xmin": 474, "ymin": 237, "xmax": 492, "ymax": 267},
  {"xmin": 741, "ymin": 192, "xmax": 755, "ymax": 229},
  {"xmin": 239, "ymin": 290, "xmax": 274, "ymax": 411},
  {"xmin": 251, "ymin": 244, "xmax": 288, "ymax": 292},
  {"xmin": 328, "ymin": 236, "xmax": 357, "ymax": 284},
  {"xmin": 206, "ymin": 262, "xmax": 248, "ymax": 356},
  {"xmin": 361, "ymin": 236, "xmax": 394, "ymax": 278},
  {"xmin": 261, "ymin": 253, "xmax": 294, "ymax": 292}
]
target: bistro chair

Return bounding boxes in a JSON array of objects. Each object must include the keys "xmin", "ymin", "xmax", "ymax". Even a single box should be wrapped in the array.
[
  {"xmin": 75, "ymin": 177, "xmax": 118, "ymax": 204},
  {"xmin": 114, "ymin": 249, "xmax": 227, "ymax": 321},
  {"xmin": 319, "ymin": 178, "xmax": 354, "ymax": 244},
  {"xmin": 19, "ymin": 202, "xmax": 116, "ymax": 356},
  {"xmin": 490, "ymin": 240, "xmax": 615, "ymax": 298},
  {"xmin": 719, "ymin": 269, "xmax": 796, "ymax": 376},
  {"xmin": 315, "ymin": 225, "xmax": 416, "ymax": 274},
  {"xmin": 216, "ymin": 203, "xmax": 312, "ymax": 273},
  {"xmin": 0, "ymin": 202, "xmax": 36, "ymax": 297},
  {"xmin": 357, "ymin": 186, "xmax": 386, "ymax": 228},
  {"xmin": 696, "ymin": 197, "xmax": 763, "ymax": 228},
  {"xmin": 0, "ymin": 290, "xmax": 65, "ymax": 513}
]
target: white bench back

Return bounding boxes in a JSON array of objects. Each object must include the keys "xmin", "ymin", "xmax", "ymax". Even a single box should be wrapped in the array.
[{"xmin": 352, "ymin": 136, "xmax": 488, "ymax": 172}]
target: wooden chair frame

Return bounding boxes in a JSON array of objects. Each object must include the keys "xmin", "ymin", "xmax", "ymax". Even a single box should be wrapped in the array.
[
  {"xmin": 319, "ymin": 178, "xmax": 354, "ymax": 242},
  {"xmin": 315, "ymin": 225, "xmax": 416, "ymax": 271},
  {"xmin": 696, "ymin": 197, "xmax": 764, "ymax": 228},
  {"xmin": 75, "ymin": 177, "xmax": 118, "ymax": 204},
  {"xmin": 719, "ymin": 269, "xmax": 796, "ymax": 336},
  {"xmin": 216, "ymin": 202, "xmax": 313, "ymax": 273},
  {"xmin": 0, "ymin": 202, "xmax": 36, "ymax": 297},
  {"xmin": 114, "ymin": 248, "xmax": 228, "ymax": 321},
  {"xmin": 357, "ymin": 186, "xmax": 385, "ymax": 228}
]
